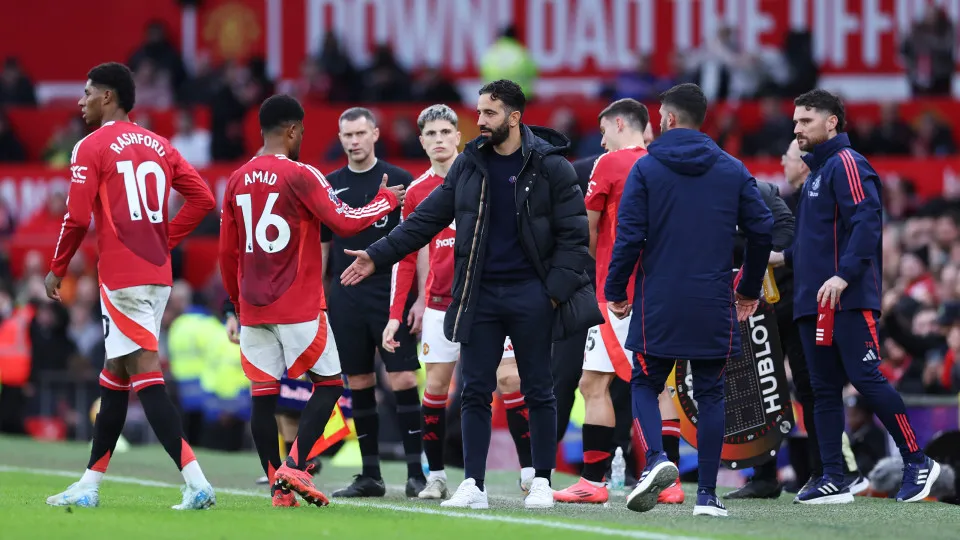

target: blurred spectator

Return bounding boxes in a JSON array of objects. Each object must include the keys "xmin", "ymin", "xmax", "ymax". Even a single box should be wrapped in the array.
[
  {"xmin": 549, "ymin": 107, "xmax": 580, "ymax": 156},
  {"xmin": 15, "ymin": 187, "xmax": 69, "ymax": 240},
  {"xmin": 170, "ymin": 108, "xmax": 211, "ymax": 168},
  {"xmin": 362, "ymin": 45, "xmax": 412, "ymax": 102},
  {"xmin": 128, "ymin": 20, "xmax": 187, "ymax": 99},
  {"xmin": 0, "ymin": 112, "xmax": 26, "ymax": 162},
  {"xmin": 900, "ymin": 6, "xmax": 955, "ymax": 96},
  {"xmin": 413, "ymin": 67, "xmax": 462, "ymax": 104},
  {"xmin": 867, "ymin": 103, "xmax": 913, "ymax": 156},
  {"xmin": 603, "ymin": 54, "xmax": 667, "ymax": 102},
  {"xmin": 0, "ymin": 57, "xmax": 37, "ymax": 106},
  {"xmin": 780, "ymin": 31, "xmax": 818, "ymax": 96},
  {"xmin": 132, "ymin": 58, "xmax": 174, "ymax": 110},
  {"xmin": 281, "ymin": 58, "xmax": 330, "ymax": 106},
  {"xmin": 480, "ymin": 25, "xmax": 538, "ymax": 100},
  {"xmin": 210, "ymin": 61, "xmax": 255, "ymax": 162},
  {"xmin": 318, "ymin": 31, "xmax": 360, "ymax": 102},
  {"xmin": 178, "ymin": 50, "xmax": 220, "ymax": 106},
  {"xmin": 41, "ymin": 118, "xmax": 87, "ymax": 168},
  {"xmin": 744, "ymin": 97, "xmax": 794, "ymax": 157},
  {"xmin": 711, "ymin": 110, "xmax": 743, "ymax": 157},
  {"xmin": 389, "ymin": 116, "xmax": 425, "ymax": 159},
  {"xmin": 911, "ymin": 111, "xmax": 957, "ymax": 158}
]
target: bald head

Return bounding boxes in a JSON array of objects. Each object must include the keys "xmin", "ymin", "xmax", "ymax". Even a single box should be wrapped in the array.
[{"xmin": 782, "ymin": 139, "xmax": 809, "ymax": 187}]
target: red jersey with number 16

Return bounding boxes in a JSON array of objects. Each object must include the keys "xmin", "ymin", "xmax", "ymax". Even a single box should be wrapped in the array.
[
  {"xmin": 585, "ymin": 146, "xmax": 647, "ymax": 304},
  {"xmin": 50, "ymin": 120, "xmax": 216, "ymax": 290},
  {"xmin": 389, "ymin": 169, "xmax": 454, "ymax": 320},
  {"xmin": 220, "ymin": 154, "xmax": 399, "ymax": 326}
]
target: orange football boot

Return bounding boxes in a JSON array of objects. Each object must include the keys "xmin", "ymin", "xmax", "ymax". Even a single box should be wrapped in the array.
[
  {"xmin": 275, "ymin": 463, "xmax": 329, "ymax": 507},
  {"xmin": 553, "ymin": 478, "xmax": 609, "ymax": 504},
  {"xmin": 272, "ymin": 488, "xmax": 300, "ymax": 507},
  {"xmin": 658, "ymin": 479, "xmax": 685, "ymax": 504}
]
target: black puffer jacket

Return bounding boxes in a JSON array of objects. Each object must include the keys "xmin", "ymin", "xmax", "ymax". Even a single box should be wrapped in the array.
[{"xmin": 366, "ymin": 124, "xmax": 602, "ymax": 343}]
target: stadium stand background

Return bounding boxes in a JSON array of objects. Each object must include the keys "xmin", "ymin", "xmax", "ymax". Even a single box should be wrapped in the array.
[{"xmin": 0, "ymin": 0, "xmax": 958, "ymax": 485}]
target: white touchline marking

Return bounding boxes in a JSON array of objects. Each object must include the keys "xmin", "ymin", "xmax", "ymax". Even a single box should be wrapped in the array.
[{"xmin": 0, "ymin": 465, "xmax": 712, "ymax": 540}]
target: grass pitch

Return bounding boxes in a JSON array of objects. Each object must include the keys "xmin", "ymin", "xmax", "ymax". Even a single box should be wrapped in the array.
[{"xmin": 1, "ymin": 436, "xmax": 957, "ymax": 540}]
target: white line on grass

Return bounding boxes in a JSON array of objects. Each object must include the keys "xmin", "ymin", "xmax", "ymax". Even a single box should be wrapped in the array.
[{"xmin": 0, "ymin": 465, "xmax": 710, "ymax": 540}]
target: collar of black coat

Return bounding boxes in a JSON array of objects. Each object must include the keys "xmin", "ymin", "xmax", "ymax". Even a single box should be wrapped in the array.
[
  {"xmin": 466, "ymin": 124, "xmax": 571, "ymax": 167},
  {"xmin": 802, "ymin": 132, "xmax": 851, "ymax": 171}
]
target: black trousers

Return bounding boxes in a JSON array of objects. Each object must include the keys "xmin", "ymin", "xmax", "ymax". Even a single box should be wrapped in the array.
[{"xmin": 460, "ymin": 279, "xmax": 558, "ymax": 481}]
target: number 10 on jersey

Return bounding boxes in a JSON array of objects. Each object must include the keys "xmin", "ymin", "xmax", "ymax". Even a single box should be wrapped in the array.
[
  {"xmin": 117, "ymin": 160, "xmax": 165, "ymax": 223},
  {"xmin": 236, "ymin": 193, "xmax": 290, "ymax": 253}
]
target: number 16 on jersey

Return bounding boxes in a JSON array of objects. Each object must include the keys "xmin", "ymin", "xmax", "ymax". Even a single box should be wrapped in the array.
[{"xmin": 236, "ymin": 193, "xmax": 290, "ymax": 253}]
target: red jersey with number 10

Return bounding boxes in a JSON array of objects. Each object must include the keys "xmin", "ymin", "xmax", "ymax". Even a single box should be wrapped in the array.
[
  {"xmin": 585, "ymin": 146, "xmax": 647, "ymax": 304},
  {"xmin": 220, "ymin": 154, "xmax": 399, "ymax": 326},
  {"xmin": 51, "ymin": 120, "xmax": 216, "ymax": 290},
  {"xmin": 389, "ymin": 169, "xmax": 455, "ymax": 320}
]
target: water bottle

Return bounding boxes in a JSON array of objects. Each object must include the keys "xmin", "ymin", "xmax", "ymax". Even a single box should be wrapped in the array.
[
  {"xmin": 421, "ymin": 451, "xmax": 430, "ymax": 477},
  {"xmin": 762, "ymin": 265, "xmax": 781, "ymax": 304},
  {"xmin": 610, "ymin": 447, "xmax": 626, "ymax": 492}
]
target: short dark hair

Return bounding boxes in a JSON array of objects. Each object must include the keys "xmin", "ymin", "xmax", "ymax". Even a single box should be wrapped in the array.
[
  {"xmin": 479, "ymin": 79, "xmax": 526, "ymax": 115},
  {"xmin": 793, "ymin": 89, "xmax": 846, "ymax": 132},
  {"xmin": 339, "ymin": 107, "xmax": 377, "ymax": 126},
  {"xmin": 259, "ymin": 94, "xmax": 304, "ymax": 132},
  {"xmin": 87, "ymin": 62, "xmax": 136, "ymax": 113},
  {"xmin": 598, "ymin": 98, "xmax": 649, "ymax": 130},
  {"xmin": 659, "ymin": 83, "xmax": 708, "ymax": 128}
]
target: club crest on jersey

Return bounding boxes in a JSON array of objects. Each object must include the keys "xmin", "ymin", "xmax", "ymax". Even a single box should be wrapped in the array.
[{"xmin": 809, "ymin": 175, "xmax": 821, "ymax": 197}]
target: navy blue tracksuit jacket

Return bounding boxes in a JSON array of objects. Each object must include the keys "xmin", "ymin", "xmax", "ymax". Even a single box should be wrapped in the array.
[
  {"xmin": 785, "ymin": 133, "xmax": 882, "ymax": 319},
  {"xmin": 604, "ymin": 128, "xmax": 774, "ymax": 360}
]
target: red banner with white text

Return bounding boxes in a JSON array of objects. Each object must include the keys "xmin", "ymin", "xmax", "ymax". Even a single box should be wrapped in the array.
[{"xmin": 3, "ymin": 0, "xmax": 957, "ymax": 87}]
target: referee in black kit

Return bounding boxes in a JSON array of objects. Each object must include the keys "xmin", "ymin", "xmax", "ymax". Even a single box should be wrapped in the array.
[{"xmin": 320, "ymin": 107, "xmax": 426, "ymax": 498}]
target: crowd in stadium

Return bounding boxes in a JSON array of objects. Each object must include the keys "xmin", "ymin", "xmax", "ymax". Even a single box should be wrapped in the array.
[{"xmin": 1, "ymin": 6, "xmax": 959, "ymax": 510}]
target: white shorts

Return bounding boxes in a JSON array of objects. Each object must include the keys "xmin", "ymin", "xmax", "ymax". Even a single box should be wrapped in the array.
[
  {"xmin": 99, "ymin": 283, "xmax": 171, "ymax": 360},
  {"xmin": 583, "ymin": 305, "xmax": 634, "ymax": 380},
  {"xmin": 420, "ymin": 307, "xmax": 514, "ymax": 364},
  {"xmin": 239, "ymin": 312, "xmax": 340, "ymax": 382}
]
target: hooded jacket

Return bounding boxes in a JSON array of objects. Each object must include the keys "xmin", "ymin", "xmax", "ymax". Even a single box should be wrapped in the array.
[
  {"xmin": 366, "ymin": 124, "xmax": 602, "ymax": 343},
  {"xmin": 605, "ymin": 128, "xmax": 773, "ymax": 360}
]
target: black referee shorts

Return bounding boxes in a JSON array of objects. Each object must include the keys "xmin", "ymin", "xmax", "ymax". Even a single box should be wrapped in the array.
[{"xmin": 327, "ymin": 282, "xmax": 420, "ymax": 376}]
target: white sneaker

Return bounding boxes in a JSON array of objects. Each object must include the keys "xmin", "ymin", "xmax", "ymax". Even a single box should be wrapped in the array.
[
  {"xmin": 172, "ymin": 482, "xmax": 216, "ymax": 510},
  {"xmin": 46, "ymin": 482, "xmax": 99, "ymax": 507},
  {"xmin": 418, "ymin": 475, "xmax": 449, "ymax": 500},
  {"xmin": 524, "ymin": 477, "xmax": 554, "ymax": 509},
  {"xmin": 519, "ymin": 467, "xmax": 536, "ymax": 494},
  {"xmin": 440, "ymin": 479, "xmax": 488, "ymax": 509}
]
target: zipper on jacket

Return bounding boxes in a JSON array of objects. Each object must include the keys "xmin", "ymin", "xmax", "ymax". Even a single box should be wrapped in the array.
[{"xmin": 453, "ymin": 175, "xmax": 487, "ymax": 338}]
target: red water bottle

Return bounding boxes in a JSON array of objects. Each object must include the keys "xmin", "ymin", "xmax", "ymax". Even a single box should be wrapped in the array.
[{"xmin": 816, "ymin": 303, "xmax": 835, "ymax": 346}]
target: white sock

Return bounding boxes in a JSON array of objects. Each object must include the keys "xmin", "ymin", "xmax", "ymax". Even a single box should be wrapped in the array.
[
  {"xmin": 79, "ymin": 469, "xmax": 104, "ymax": 486},
  {"xmin": 428, "ymin": 469, "xmax": 447, "ymax": 481},
  {"xmin": 584, "ymin": 478, "xmax": 605, "ymax": 488},
  {"xmin": 520, "ymin": 467, "xmax": 535, "ymax": 480},
  {"xmin": 181, "ymin": 461, "xmax": 208, "ymax": 486}
]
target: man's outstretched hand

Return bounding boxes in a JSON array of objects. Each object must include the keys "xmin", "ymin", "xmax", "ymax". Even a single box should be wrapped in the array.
[{"xmin": 341, "ymin": 249, "xmax": 376, "ymax": 286}]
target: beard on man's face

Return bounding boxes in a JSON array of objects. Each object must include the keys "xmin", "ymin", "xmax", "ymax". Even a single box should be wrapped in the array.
[{"xmin": 481, "ymin": 120, "xmax": 510, "ymax": 146}]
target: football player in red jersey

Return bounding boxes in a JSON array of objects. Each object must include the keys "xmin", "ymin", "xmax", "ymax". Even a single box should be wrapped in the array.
[
  {"xmin": 45, "ymin": 63, "xmax": 217, "ymax": 510},
  {"xmin": 219, "ymin": 95, "xmax": 403, "ymax": 507},
  {"xmin": 384, "ymin": 104, "xmax": 535, "ymax": 499},
  {"xmin": 554, "ymin": 99, "xmax": 686, "ymax": 505}
]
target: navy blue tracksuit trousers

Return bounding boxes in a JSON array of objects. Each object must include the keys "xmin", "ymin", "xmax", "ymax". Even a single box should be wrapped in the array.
[
  {"xmin": 460, "ymin": 279, "xmax": 558, "ymax": 483},
  {"xmin": 798, "ymin": 309, "xmax": 923, "ymax": 478},
  {"xmin": 631, "ymin": 353, "xmax": 726, "ymax": 491}
]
